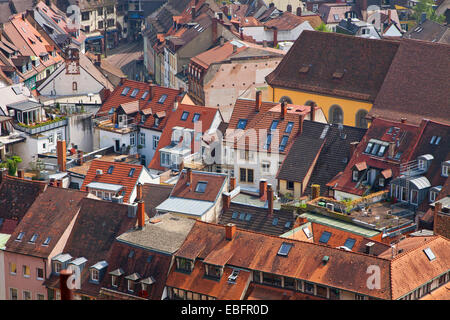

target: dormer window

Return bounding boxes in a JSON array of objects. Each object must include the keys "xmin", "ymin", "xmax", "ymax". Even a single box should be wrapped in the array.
[
  {"xmin": 205, "ymin": 264, "xmax": 223, "ymax": 279},
  {"xmin": 89, "ymin": 261, "xmax": 108, "ymax": 283},
  {"xmin": 176, "ymin": 257, "xmax": 193, "ymax": 273},
  {"xmin": 111, "ymin": 275, "xmax": 118, "ymax": 287},
  {"xmin": 53, "ymin": 261, "xmax": 62, "ymax": 273},
  {"xmin": 121, "ymin": 86, "xmax": 130, "ymax": 96},
  {"xmin": 91, "ymin": 269, "xmax": 99, "ymax": 281},
  {"xmin": 352, "ymin": 170, "xmax": 359, "ymax": 182},
  {"xmin": 442, "ymin": 161, "xmax": 449, "ymax": 177},
  {"xmin": 128, "ymin": 280, "xmax": 134, "ymax": 292},
  {"xmin": 125, "ymin": 273, "xmax": 140, "ymax": 292}
]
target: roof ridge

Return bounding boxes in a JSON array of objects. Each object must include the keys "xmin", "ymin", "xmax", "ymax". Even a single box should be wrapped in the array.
[
  {"xmin": 194, "ymin": 220, "xmax": 392, "ymax": 262},
  {"xmin": 390, "ymin": 236, "xmax": 440, "ymax": 261}
]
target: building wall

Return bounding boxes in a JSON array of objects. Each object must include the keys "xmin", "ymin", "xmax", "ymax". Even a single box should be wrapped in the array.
[
  {"xmin": 334, "ymin": 190, "xmax": 362, "ymax": 201},
  {"xmin": 98, "ymin": 129, "xmax": 133, "ymax": 153},
  {"xmin": 0, "ymin": 248, "xmax": 6, "ymax": 299},
  {"xmin": 137, "ymin": 128, "xmax": 162, "ymax": 166},
  {"xmin": 269, "ymin": 86, "xmax": 373, "ymax": 127},
  {"xmin": 242, "ymin": 22, "xmax": 314, "ymax": 43},
  {"xmin": 203, "ymin": 57, "xmax": 283, "ymax": 107},
  {"xmin": 279, "ymin": 179, "xmax": 302, "ymax": 198},
  {"xmin": 67, "ymin": 114, "xmax": 95, "ymax": 153}
]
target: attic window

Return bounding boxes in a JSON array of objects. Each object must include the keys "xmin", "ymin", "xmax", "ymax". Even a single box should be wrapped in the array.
[
  {"xmin": 270, "ymin": 120, "xmax": 279, "ymax": 131},
  {"xmin": 121, "ymin": 87, "xmax": 130, "ymax": 96},
  {"xmin": 195, "ymin": 181, "xmax": 207, "ymax": 193},
  {"xmin": 272, "ymin": 217, "xmax": 279, "ymax": 226},
  {"xmin": 319, "ymin": 231, "xmax": 332, "ymax": 244},
  {"xmin": 237, "ymin": 119, "xmax": 247, "ymax": 130},
  {"xmin": 423, "ymin": 247, "xmax": 436, "ymax": 261},
  {"xmin": 277, "ymin": 242, "xmax": 293, "ymax": 257},
  {"xmin": 42, "ymin": 237, "xmax": 51, "ymax": 246},
  {"xmin": 141, "ymin": 91, "xmax": 149, "ymax": 100},
  {"xmin": 192, "ymin": 113, "xmax": 201, "ymax": 122},
  {"xmin": 181, "ymin": 111, "xmax": 189, "ymax": 121},
  {"xmin": 128, "ymin": 168, "xmax": 135, "ymax": 177},
  {"xmin": 303, "ymin": 227, "xmax": 312, "ymax": 238},
  {"xmin": 245, "ymin": 213, "xmax": 252, "ymax": 221},
  {"xmin": 158, "ymin": 94, "xmax": 168, "ymax": 104},
  {"xmin": 29, "ymin": 233, "xmax": 38, "ymax": 243},
  {"xmin": 332, "ymin": 70, "xmax": 346, "ymax": 79},
  {"xmin": 16, "ymin": 232, "xmax": 25, "ymax": 242},
  {"xmin": 239, "ymin": 212, "xmax": 245, "ymax": 220},
  {"xmin": 285, "ymin": 122, "xmax": 294, "ymax": 133},
  {"xmin": 232, "ymin": 211, "xmax": 239, "ymax": 219},
  {"xmin": 279, "ymin": 135, "xmax": 289, "ymax": 152},
  {"xmin": 130, "ymin": 88, "xmax": 139, "ymax": 98},
  {"xmin": 107, "ymin": 166, "xmax": 114, "ymax": 174},
  {"xmin": 128, "ymin": 250, "xmax": 135, "ymax": 259},
  {"xmin": 299, "ymin": 64, "xmax": 310, "ymax": 73},
  {"xmin": 344, "ymin": 238, "xmax": 356, "ymax": 250}
]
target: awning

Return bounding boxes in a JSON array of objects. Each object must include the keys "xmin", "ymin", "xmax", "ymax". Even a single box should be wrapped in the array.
[
  {"xmin": 85, "ymin": 35, "xmax": 104, "ymax": 42},
  {"xmin": 125, "ymin": 272, "xmax": 141, "ymax": 281},
  {"xmin": 141, "ymin": 276, "xmax": 156, "ymax": 285},
  {"xmin": 109, "ymin": 268, "xmax": 124, "ymax": 276}
]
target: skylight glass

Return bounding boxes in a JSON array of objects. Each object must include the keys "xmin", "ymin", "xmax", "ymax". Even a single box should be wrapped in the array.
[
  {"xmin": 371, "ymin": 143, "xmax": 380, "ymax": 155},
  {"xmin": 272, "ymin": 217, "xmax": 278, "ymax": 226},
  {"xmin": 264, "ymin": 133, "xmax": 272, "ymax": 150},
  {"xmin": 344, "ymin": 238, "xmax": 356, "ymax": 250},
  {"xmin": 121, "ymin": 86, "xmax": 130, "ymax": 96},
  {"xmin": 303, "ymin": 227, "xmax": 312, "ymax": 238},
  {"xmin": 319, "ymin": 231, "xmax": 332, "ymax": 244},
  {"xmin": 181, "ymin": 111, "xmax": 189, "ymax": 121},
  {"xmin": 279, "ymin": 135, "xmax": 289, "ymax": 152},
  {"xmin": 195, "ymin": 181, "xmax": 207, "ymax": 193},
  {"xmin": 16, "ymin": 232, "xmax": 25, "ymax": 241},
  {"xmin": 239, "ymin": 212, "xmax": 245, "ymax": 220},
  {"xmin": 29, "ymin": 233, "xmax": 38, "ymax": 243},
  {"xmin": 245, "ymin": 213, "xmax": 252, "ymax": 221},
  {"xmin": 430, "ymin": 136, "xmax": 436, "ymax": 144},
  {"xmin": 364, "ymin": 142, "xmax": 373, "ymax": 154},
  {"xmin": 423, "ymin": 247, "xmax": 436, "ymax": 261},
  {"xmin": 128, "ymin": 168, "xmax": 135, "ymax": 177},
  {"xmin": 232, "ymin": 212, "xmax": 239, "ymax": 219},
  {"xmin": 237, "ymin": 119, "xmax": 247, "ymax": 129},
  {"xmin": 141, "ymin": 91, "xmax": 149, "ymax": 100},
  {"xmin": 42, "ymin": 237, "xmax": 51, "ymax": 246},
  {"xmin": 284, "ymin": 221, "xmax": 292, "ymax": 228},
  {"xmin": 270, "ymin": 120, "xmax": 279, "ymax": 131},
  {"xmin": 192, "ymin": 113, "xmax": 200, "ymax": 122},
  {"xmin": 107, "ymin": 166, "xmax": 114, "ymax": 174},
  {"xmin": 158, "ymin": 94, "xmax": 168, "ymax": 104},
  {"xmin": 285, "ymin": 122, "xmax": 294, "ymax": 133},
  {"xmin": 435, "ymin": 137, "xmax": 441, "ymax": 145},
  {"xmin": 377, "ymin": 145, "xmax": 386, "ymax": 157},
  {"xmin": 130, "ymin": 88, "xmax": 139, "ymax": 98},
  {"xmin": 277, "ymin": 243, "xmax": 293, "ymax": 256}
]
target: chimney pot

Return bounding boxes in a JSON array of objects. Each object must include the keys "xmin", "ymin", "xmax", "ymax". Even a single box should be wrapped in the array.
[
  {"xmin": 255, "ymin": 91, "xmax": 262, "ymax": 112},
  {"xmin": 225, "ymin": 223, "xmax": 236, "ymax": 240},
  {"xmin": 311, "ymin": 184, "xmax": 320, "ymax": 199},
  {"xmin": 137, "ymin": 199, "xmax": 145, "ymax": 229},
  {"xmin": 229, "ymin": 176, "xmax": 236, "ymax": 191},
  {"xmin": 223, "ymin": 193, "xmax": 231, "ymax": 211},
  {"xmin": 57, "ymin": 140, "xmax": 67, "ymax": 172},
  {"xmin": 401, "ymin": 118, "xmax": 407, "ymax": 123},
  {"xmin": 17, "ymin": 169, "xmax": 24, "ymax": 179},
  {"xmin": 259, "ymin": 179, "xmax": 268, "ymax": 198},
  {"xmin": 191, "ymin": 6, "xmax": 196, "ymax": 21},
  {"xmin": 186, "ymin": 168, "xmax": 192, "ymax": 186},
  {"xmin": 298, "ymin": 114, "xmax": 305, "ymax": 135},
  {"xmin": 281, "ymin": 101, "xmax": 287, "ymax": 119}
]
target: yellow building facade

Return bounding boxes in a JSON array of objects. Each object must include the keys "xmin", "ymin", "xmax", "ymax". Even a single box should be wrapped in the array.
[{"xmin": 268, "ymin": 86, "xmax": 372, "ymax": 128}]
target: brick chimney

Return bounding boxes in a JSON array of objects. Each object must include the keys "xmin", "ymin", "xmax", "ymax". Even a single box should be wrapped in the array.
[
  {"xmin": 225, "ymin": 223, "xmax": 236, "ymax": 240},
  {"xmin": 267, "ymin": 184, "xmax": 274, "ymax": 215},
  {"xmin": 298, "ymin": 114, "xmax": 305, "ymax": 135},
  {"xmin": 191, "ymin": 6, "xmax": 196, "ymax": 21},
  {"xmin": 433, "ymin": 202, "xmax": 443, "ymax": 235},
  {"xmin": 296, "ymin": 7, "xmax": 302, "ymax": 16},
  {"xmin": 401, "ymin": 118, "xmax": 407, "ymax": 124},
  {"xmin": 57, "ymin": 140, "xmax": 67, "ymax": 172},
  {"xmin": 186, "ymin": 168, "xmax": 192, "ymax": 186},
  {"xmin": 149, "ymin": 83, "xmax": 154, "ymax": 100},
  {"xmin": 287, "ymin": 4, "xmax": 292, "ymax": 12},
  {"xmin": 17, "ymin": 169, "xmax": 24, "ymax": 179},
  {"xmin": 229, "ymin": 176, "xmax": 236, "ymax": 191},
  {"xmin": 59, "ymin": 269, "xmax": 74, "ymax": 300},
  {"xmin": 350, "ymin": 141, "xmax": 359, "ymax": 159},
  {"xmin": 212, "ymin": 18, "xmax": 218, "ymax": 42},
  {"xmin": 310, "ymin": 102, "xmax": 316, "ymax": 122},
  {"xmin": 281, "ymin": 101, "xmax": 287, "ymax": 119},
  {"xmin": 259, "ymin": 179, "xmax": 268, "ymax": 198},
  {"xmin": 223, "ymin": 193, "xmax": 231, "ymax": 211},
  {"xmin": 255, "ymin": 90, "xmax": 262, "ymax": 112}
]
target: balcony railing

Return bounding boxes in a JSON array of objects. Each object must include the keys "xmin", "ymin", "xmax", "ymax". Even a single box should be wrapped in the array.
[{"xmin": 12, "ymin": 118, "xmax": 67, "ymax": 135}]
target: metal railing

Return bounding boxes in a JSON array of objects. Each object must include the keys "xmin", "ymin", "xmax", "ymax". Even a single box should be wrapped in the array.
[{"xmin": 12, "ymin": 118, "xmax": 68, "ymax": 135}]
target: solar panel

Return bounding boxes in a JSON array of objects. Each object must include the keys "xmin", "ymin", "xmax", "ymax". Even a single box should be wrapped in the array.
[
  {"xmin": 277, "ymin": 243, "xmax": 293, "ymax": 256},
  {"xmin": 319, "ymin": 231, "xmax": 332, "ymax": 244},
  {"xmin": 344, "ymin": 238, "xmax": 356, "ymax": 250}
]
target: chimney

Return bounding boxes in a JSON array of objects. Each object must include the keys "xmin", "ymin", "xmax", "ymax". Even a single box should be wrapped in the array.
[
  {"xmin": 350, "ymin": 141, "xmax": 359, "ymax": 158},
  {"xmin": 365, "ymin": 242, "xmax": 375, "ymax": 255},
  {"xmin": 77, "ymin": 150, "xmax": 84, "ymax": 165},
  {"xmin": 212, "ymin": 18, "xmax": 218, "ymax": 42},
  {"xmin": 287, "ymin": 4, "xmax": 292, "ymax": 12},
  {"xmin": 296, "ymin": 7, "xmax": 302, "ymax": 16},
  {"xmin": 179, "ymin": 87, "xmax": 184, "ymax": 95},
  {"xmin": 186, "ymin": 168, "xmax": 192, "ymax": 186},
  {"xmin": 49, "ymin": 178, "xmax": 57, "ymax": 187},
  {"xmin": 137, "ymin": 198, "xmax": 145, "ymax": 229},
  {"xmin": 59, "ymin": 269, "xmax": 74, "ymax": 300},
  {"xmin": 0, "ymin": 168, "xmax": 7, "ymax": 184},
  {"xmin": 400, "ymin": 118, "xmax": 407, "ymax": 124},
  {"xmin": 17, "ymin": 169, "xmax": 24, "ymax": 179},
  {"xmin": 388, "ymin": 142, "xmax": 395, "ymax": 158},
  {"xmin": 259, "ymin": 179, "xmax": 268, "ymax": 198},
  {"xmin": 267, "ymin": 184, "xmax": 274, "ymax": 215},
  {"xmin": 391, "ymin": 244, "xmax": 397, "ymax": 258},
  {"xmin": 311, "ymin": 184, "xmax": 320, "ymax": 199},
  {"xmin": 240, "ymin": 27, "xmax": 244, "ymax": 40},
  {"xmin": 310, "ymin": 102, "xmax": 316, "ymax": 122},
  {"xmin": 269, "ymin": 3, "xmax": 274, "ymax": 8},
  {"xmin": 298, "ymin": 114, "xmax": 305, "ymax": 135},
  {"xmin": 255, "ymin": 90, "xmax": 262, "ymax": 112},
  {"xmin": 220, "ymin": 37, "xmax": 225, "ymax": 46},
  {"xmin": 191, "ymin": 6, "xmax": 196, "ymax": 21},
  {"xmin": 57, "ymin": 140, "xmax": 67, "ymax": 172},
  {"xmin": 229, "ymin": 176, "xmax": 236, "ymax": 191},
  {"xmin": 281, "ymin": 101, "xmax": 287, "ymax": 119},
  {"xmin": 273, "ymin": 27, "xmax": 278, "ymax": 47},
  {"xmin": 112, "ymin": 110, "xmax": 117, "ymax": 124},
  {"xmin": 223, "ymin": 193, "xmax": 231, "ymax": 211},
  {"xmin": 136, "ymin": 182, "xmax": 143, "ymax": 201},
  {"xmin": 225, "ymin": 223, "xmax": 236, "ymax": 241},
  {"xmin": 149, "ymin": 84, "xmax": 154, "ymax": 100},
  {"xmin": 388, "ymin": 10, "xmax": 391, "ymax": 24},
  {"xmin": 433, "ymin": 202, "xmax": 443, "ymax": 235},
  {"xmin": 56, "ymin": 180, "xmax": 62, "ymax": 188}
]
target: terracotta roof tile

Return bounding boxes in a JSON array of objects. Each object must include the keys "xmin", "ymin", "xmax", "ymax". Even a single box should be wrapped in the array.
[{"xmin": 170, "ymin": 170, "xmax": 227, "ymax": 202}]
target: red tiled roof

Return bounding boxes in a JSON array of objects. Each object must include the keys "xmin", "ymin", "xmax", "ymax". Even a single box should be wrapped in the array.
[
  {"xmin": 0, "ymin": 218, "xmax": 18, "ymax": 235},
  {"xmin": 81, "ymin": 160, "xmax": 144, "ymax": 203},
  {"xmin": 148, "ymin": 104, "xmax": 219, "ymax": 171},
  {"xmin": 170, "ymin": 170, "xmax": 227, "ymax": 202},
  {"xmin": 245, "ymin": 283, "xmax": 325, "ymax": 300},
  {"xmin": 264, "ymin": 11, "xmax": 319, "ymax": 30}
]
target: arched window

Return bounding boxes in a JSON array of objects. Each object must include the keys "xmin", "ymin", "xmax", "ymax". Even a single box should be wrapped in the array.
[
  {"xmin": 279, "ymin": 96, "xmax": 292, "ymax": 104},
  {"xmin": 329, "ymin": 105, "xmax": 343, "ymax": 124},
  {"xmin": 305, "ymin": 100, "xmax": 315, "ymax": 106},
  {"xmin": 355, "ymin": 109, "xmax": 368, "ymax": 128}
]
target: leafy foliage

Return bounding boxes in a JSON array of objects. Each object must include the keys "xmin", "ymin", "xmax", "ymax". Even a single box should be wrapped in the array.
[{"xmin": 0, "ymin": 156, "xmax": 22, "ymax": 176}]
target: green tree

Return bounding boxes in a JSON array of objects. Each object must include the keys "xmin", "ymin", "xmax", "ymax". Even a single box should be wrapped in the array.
[
  {"xmin": 315, "ymin": 22, "xmax": 331, "ymax": 32},
  {"xmin": 413, "ymin": 0, "xmax": 446, "ymax": 23},
  {"xmin": 0, "ymin": 156, "xmax": 22, "ymax": 176}
]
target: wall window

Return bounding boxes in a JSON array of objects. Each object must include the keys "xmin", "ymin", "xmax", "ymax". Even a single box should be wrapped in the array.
[
  {"xmin": 287, "ymin": 181, "xmax": 294, "ymax": 190},
  {"xmin": 379, "ymin": 177, "xmax": 385, "ymax": 187},
  {"xmin": 304, "ymin": 282, "xmax": 314, "ymax": 294},
  {"xmin": 111, "ymin": 275, "xmax": 118, "ymax": 287},
  {"xmin": 130, "ymin": 133, "xmax": 136, "ymax": 146},
  {"xmin": 36, "ymin": 268, "xmax": 44, "ymax": 280},
  {"xmin": 53, "ymin": 261, "xmax": 62, "ymax": 274},
  {"xmin": 262, "ymin": 162, "xmax": 270, "ymax": 173},
  {"xmin": 262, "ymin": 273, "xmax": 282, "ymax": 287},
  {"xmin": 23, "ymin": 265, "xmax": 31, "ymax": 278},
  {"xmin": 239, "ymin": 168, "xmax": 254, "ymax": 183},
  {"xmin": 400, "ymin": 186, "xmax": 408, "ymax": 202},
  {"xmin": 176, "ymin": 258, "xmax": 193, "ymax": 273},
  {"xmin": 10, "ymin": 262, "xmax": 17, "ymax": 275},
  {"xmin": 284, "ymin": 277, "xmax": 295, "ymax": 289},
  {"xmin": 23, "ymin": 291, "xmax": 32, "ymax": 300},
  {"xmin": 352, "ymin": 170, "xmax": 359, "ymax": 182},
  {"xmin": 316, "ymin": 285, "xmax": 328, "ymax": 298},
  {"xmin": 410, "ymin": 189, "xmax": 418, "ymax": 205},
  {"xmin": 37, "ymin": 293, "xmax": 45, "ymax": 300},
  {"xmin": 329, "ymin": 105, "xmax": 343, "ymax": 124},
  {"xmin": 205, "ymin": 264, "xmax": 222, "ymax": 279},
  {"xmin": 153, "ymin": 136, "xmax": 159, "ymax": 150},
  {"xmin": 10, "ymin": 288, "xmax": 18, "ymax": 300},
  {"xmin": 139, "ymin": 133, "xmax": 145, "ymax": 146},
  {"xmin": 72, "ymin": 81, "xmax": 77, "ymax": 91},
  {"xmin": 91, "ymin": 269, "xmax": 99, "ymax": 281},
  {"xmin": 128, "ymin": 280, "xmax": 134, "ymax": 292},
  {"xmin": 442, "ymin": 164, "xmax": 449, "ymax": 177},
  {"xmin": 430, "ymin": 190, "xmax": 438, "ymax": 203},
  {"xmin": 355, "ymin": 109, "xmax": 368, "ymax": 128},
  {"xmin": 161, "ymin": 152, "xmax": 170, "ymax": 166}
]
